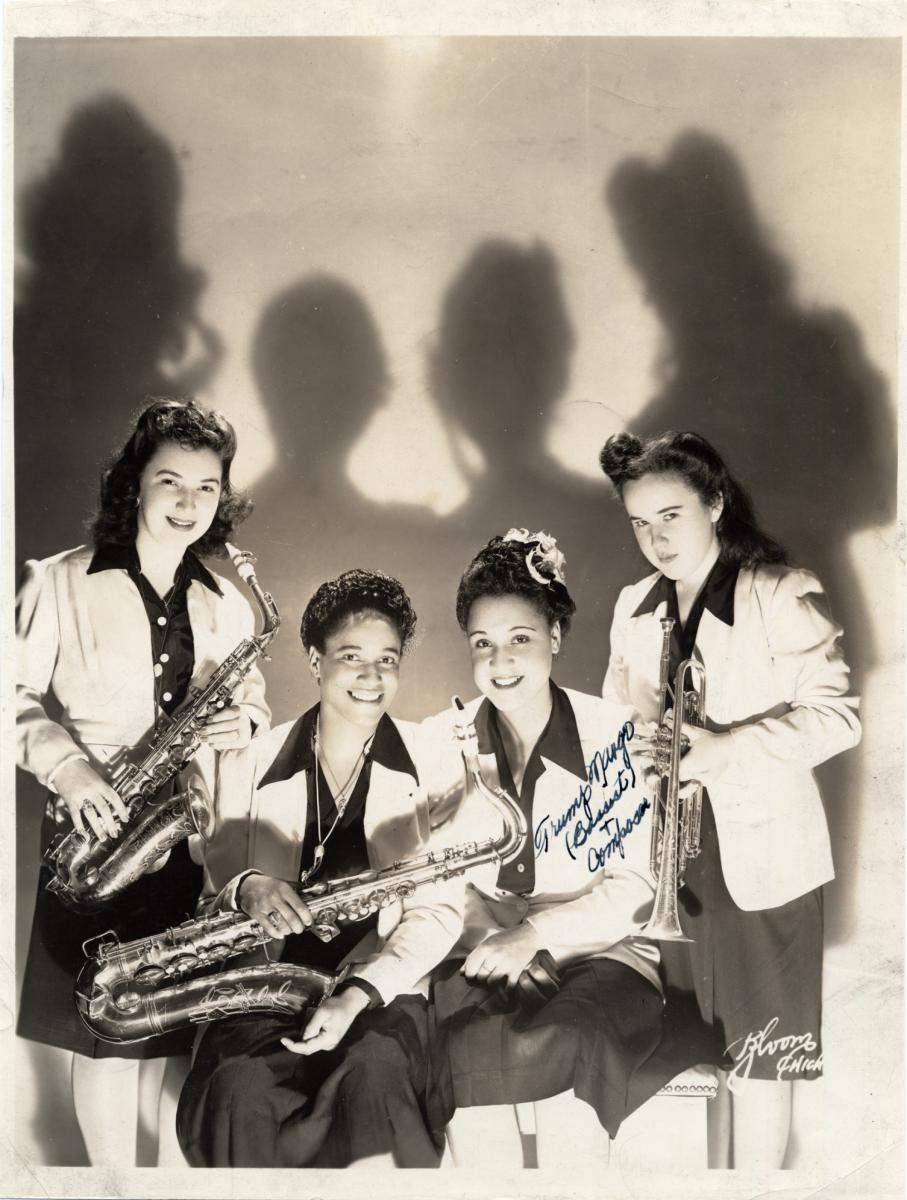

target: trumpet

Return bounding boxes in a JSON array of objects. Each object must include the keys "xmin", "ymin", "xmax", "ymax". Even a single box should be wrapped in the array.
[{"xmin": 642, "ymin": 617, "xmax": 705, "ymax": 942}]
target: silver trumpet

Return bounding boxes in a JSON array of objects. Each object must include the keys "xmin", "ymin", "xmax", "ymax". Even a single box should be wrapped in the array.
[{"xmin": 641, "ymin": 617, "xmax": 705, "ymax": 942}]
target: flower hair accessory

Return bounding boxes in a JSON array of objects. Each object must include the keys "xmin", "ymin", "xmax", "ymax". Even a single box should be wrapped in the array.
[{"xmin": 503, "ymin": 528, "xmax": 567, "ymax": 588}]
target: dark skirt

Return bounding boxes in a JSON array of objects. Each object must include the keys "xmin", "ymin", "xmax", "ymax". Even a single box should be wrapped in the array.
[
  {"xmin": 177, "ymin": 995, "xmax": 446, "ymax": 1168},
  {"xmin": 429, "ymin": 956, "xmax": 670, "ymax": 1138},
  {"xmin": 679, "ymin": 794, "xmax": 824, "ymax": 1083},
  {"xmin": 18, "ymin": 810, "xmax": 203, "ymax": 1059}
]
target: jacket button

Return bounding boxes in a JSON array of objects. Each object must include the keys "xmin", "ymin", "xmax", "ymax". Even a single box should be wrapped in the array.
[
  {"xmin": 516, "ymin": 863, "xmax": 525, "ymax": 873},
  {"xmin": 162, "ymin": 691, "xmax": 173, "ymax": 703},
  {"xmin": 157, "ymin": 616, "xmax": 167, "ymax": 627}
]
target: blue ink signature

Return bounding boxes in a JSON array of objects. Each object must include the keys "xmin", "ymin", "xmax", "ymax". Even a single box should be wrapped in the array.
[
  {"xmin": 533, "ymin": 721, "xmax": 641, "ymax": 872},
  {"xmin": 585, "ymin": 797, "xmax": 651, "ymax": 872}
]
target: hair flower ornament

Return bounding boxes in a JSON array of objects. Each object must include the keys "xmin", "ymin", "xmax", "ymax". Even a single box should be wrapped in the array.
[{"xmin": 503, "ymin": 528, "xmax": 567, "ymax": 588}]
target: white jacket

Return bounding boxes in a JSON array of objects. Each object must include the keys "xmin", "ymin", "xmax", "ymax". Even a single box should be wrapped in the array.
[
  {"xmin": 603, "ymin": 564, "xmax": 861, "ymax": 910},
  {"xmin": 196, "ymin": 712, "xmax": 466, "ymax": 1006},
  {"xmin": 16, "ymin": 544, "xmax": 271, "ymax": 791},
  {"xmin": 418, "ymin": 687, "xmax": 661, "ymax": 993}
]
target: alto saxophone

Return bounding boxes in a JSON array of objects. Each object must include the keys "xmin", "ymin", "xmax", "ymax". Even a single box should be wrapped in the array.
[
  {"xmin": 76, "ymin": 697, "xmax": 527, "ymax": 1043},
  {"xmin": 45, "ymin": 544, "xmax": 280, "ymax": 910},
  {"xmin": 642, "ymin": 617, "xmax": 706, "ymax": 941}
]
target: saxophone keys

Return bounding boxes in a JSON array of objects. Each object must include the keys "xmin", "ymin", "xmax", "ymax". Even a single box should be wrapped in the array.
[{"xmin": 134, "ymin": 964, "xmax": 166, "ymax": 984}]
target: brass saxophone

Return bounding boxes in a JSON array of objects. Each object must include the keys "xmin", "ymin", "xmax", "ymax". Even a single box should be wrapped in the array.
[
  {"xmin": 642, "ymin": 616, "xmax": 705, "ymax": 941},
  {"xmin": 45, "ymin": 544, "xmax": 280, "ymax": 910},
  {"xmin": 76, "ymin": 697, "xmax": 527, "ymax": 1043}
]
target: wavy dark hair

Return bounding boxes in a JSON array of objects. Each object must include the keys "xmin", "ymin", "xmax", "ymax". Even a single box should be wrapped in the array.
[
  {"xmin": 455, "ymin": 533, "xmax": 576, "ymax": 636},
  {"xmin": 301, "ymin": 569, "xmax": 417, "ymax": 653},
  {"xmin": 599, "ymin": 430, "xmax": 786, "ymax": 568},
  {"xmin": 88, "ymin": 397, "xmax": 251, "ymax": 557}
]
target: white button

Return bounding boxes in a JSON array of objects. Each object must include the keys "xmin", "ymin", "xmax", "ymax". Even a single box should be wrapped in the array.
[
  {"xmin": 162, "ymin": 691, "xmax": 173, "ymax": 702},
  {"xmin": 157, "ymin": 616, "xmax": 167, "ymax": 626},
  {"xmin": 159, "ymin": 653, "xmax": 170, "ymax": 663},
  {"xmin": 153, "ymin": 663, "xmax": 163, "ymax": 677},
  {"xmin": 516, "ymin": 863, "xmax": 525, "ymax": 873}
]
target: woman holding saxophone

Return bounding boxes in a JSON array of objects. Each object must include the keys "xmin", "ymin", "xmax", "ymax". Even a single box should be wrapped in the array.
[
  {"xmin": 420, "ymin": 530, "xmax": 675, "ymax": 1168},
  {"xmin": 599, "ymin": 430, "xmax": 861, "ymax": 1169},
  {"xmin": 176, "ymin": 570, "xmax": 466, "ymax": 1168},
  {"xmin": 16, "ymin": 398, "xmax": 270, "ymax": 1166}
]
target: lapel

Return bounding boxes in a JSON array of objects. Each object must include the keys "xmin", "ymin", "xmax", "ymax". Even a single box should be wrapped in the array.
[{"xmin": 362, "ymin": 760, "xmax": 424, "ymax": 870}]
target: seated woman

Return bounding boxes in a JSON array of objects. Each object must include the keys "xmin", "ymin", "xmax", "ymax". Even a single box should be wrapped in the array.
[
  {"xmin": 177, "ymin": 570, "xmax": 465, "ymax": 1168},
  {"xmin": 420, "ymin": 530, "xmax": 679, "ymax": 1166}
]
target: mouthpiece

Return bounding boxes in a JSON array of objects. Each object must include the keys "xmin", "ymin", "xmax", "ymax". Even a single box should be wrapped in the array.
[{"xmin": 225, "ymin": 542, "xmax": 257, "ymax": 583}]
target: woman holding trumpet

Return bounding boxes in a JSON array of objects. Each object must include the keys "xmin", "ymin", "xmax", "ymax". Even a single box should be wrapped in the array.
[{"xmin": 599, "ymin": 430, "xmax": 861, "ymax": 1169}]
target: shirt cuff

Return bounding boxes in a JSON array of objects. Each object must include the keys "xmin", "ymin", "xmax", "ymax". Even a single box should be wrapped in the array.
[
  {"xmin": 45, "ymin": 751, "xmax": 91, "ymax": 794},
  {"xmin": 334, "ymin": 977, "xmax": 384, "ymax": 1011},
  {"xmin": 226, "ymin": 868, "xmax": 263, "ymax": 912}
]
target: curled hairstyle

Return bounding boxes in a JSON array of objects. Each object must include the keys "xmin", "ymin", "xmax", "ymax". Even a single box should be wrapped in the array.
[
  {"xmin": 89, "ymin": 398, "xmax": 251, "ymax": 557},
  {"xmin": 599, "ymin": 431, "xmax": 786, "ymax": 568},
  {"xmin": 455, "ymin": 534, "xmax": 576, "ymax": 636},
  {"xmin": 301, "ymin": 569, "xmax": 417, "ymax": 653}
]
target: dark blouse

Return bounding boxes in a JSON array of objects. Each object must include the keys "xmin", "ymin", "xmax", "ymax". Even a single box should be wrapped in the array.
[
  {"xmin": 632, "ymin": 557, "xmax": 740, "ymax": 708},
  {"xmin": 256, "ymin": 707, "xmax": 421, "ymax": 988},
  {"xmin": 87, "ymin": 543, "xmax": 223, "ymax": 716},
  {"xmin": 474, "ymin": 682, "xmax": 586, "ymax": 895}
]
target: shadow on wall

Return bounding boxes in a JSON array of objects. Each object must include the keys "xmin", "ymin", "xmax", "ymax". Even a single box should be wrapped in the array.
[
  {"xmin": 14, "ymin": 94, "xmax": 223, "ymax": 562},
  {"xmin": 14, "ymin": 95, "xmax": 223, "ymax": 1166},
  {"xmin": 245, "ymin": 243, "xmax": 638, "ymax": 728},
  {"xmin": 606, "ymin": 130, "xmax": 896, "ymax": 947},
  {"xmin": 426, "ymin": 238, "xmax": 642, "ymax": 702},
  {"xmin": 243, "ymin": 276, "xmax": 443, "ymax": 722}
]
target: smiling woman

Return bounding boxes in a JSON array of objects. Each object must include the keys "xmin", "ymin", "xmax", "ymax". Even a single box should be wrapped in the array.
[
  {"xmin": 15, "ymin": 397, "xmax": 270, "ymax": 1167},
  {"xmin": 416, "ymin": 529, "xmax": 703, "ymax": 1168},
  {"xmin": 176, "ymin": 569, "xmax": 466, "ymax": 1168}
]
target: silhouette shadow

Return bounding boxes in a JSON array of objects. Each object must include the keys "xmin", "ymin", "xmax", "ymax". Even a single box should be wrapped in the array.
[
  {"xmin": 15, "ymin": 94, "xmax": 223, "ymax": 563},
  {"xmin": 244, "ymin": 276, "xmax": 440, "ymax": 722},
  {"xmin": 606, "ymin": 131, "xmax": 896, "ymax": 945},
  {"xmin": 428, "ymin": 239, "xmax": 642, "ymax": 697},
  {"xmin": 14, "ymin": 95, "xmax": 222, "ymax": 1165}
]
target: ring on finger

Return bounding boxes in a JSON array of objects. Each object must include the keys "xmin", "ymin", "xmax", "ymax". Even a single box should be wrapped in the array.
[{"xmin": 267, "ymin": 910, "xmax": 282, "ymax": 926}]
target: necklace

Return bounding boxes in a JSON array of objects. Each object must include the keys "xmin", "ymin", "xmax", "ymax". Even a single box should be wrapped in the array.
[{"xmin": 300, "ymin": 717, "xmax": 373, "ymax": 886}]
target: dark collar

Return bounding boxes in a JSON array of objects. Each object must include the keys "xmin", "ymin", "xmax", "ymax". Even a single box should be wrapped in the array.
[
  {"xmin": 631, "ymin": 558, "xmax": 738, "ymax": 626},
  {"xmin": 258, "ymin": 705, "xmax": 418, "ymax": 789},
  {"xmin": 474, "ymin": 681, "xmax": 586, "ymax": 780},
  {"xmin": 87, "ymin": 543, "xmax": 223, "ymax": 596}
]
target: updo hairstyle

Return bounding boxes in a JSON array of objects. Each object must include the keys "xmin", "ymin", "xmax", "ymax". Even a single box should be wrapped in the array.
[
  {"xmin": 301, "ymin": 569, "xmax": 418, "ymax": 653},
  {"xmin": 455, "ymin": 531, "xmax": 576, "ymax": 636},
  {"xmin": 600, "ymin": 430, "xmax": 786, "ymax": 568}
]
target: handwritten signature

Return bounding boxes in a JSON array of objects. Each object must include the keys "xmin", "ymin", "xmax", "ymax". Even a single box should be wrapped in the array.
[
  {"xmin": 533, "ymin": 721, "xmax": 648, "ymax": 872},
  {"xmin": 726, "ymin": 1017, "xmax": 822, "ymax": 1092}
]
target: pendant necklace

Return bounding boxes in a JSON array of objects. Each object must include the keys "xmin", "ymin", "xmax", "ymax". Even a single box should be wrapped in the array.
[{"xmin": 300, "ymin": 717, "xmax": 372, "ymax": 885}]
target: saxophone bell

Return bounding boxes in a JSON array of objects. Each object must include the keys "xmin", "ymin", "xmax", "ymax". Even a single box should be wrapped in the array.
[{"xmin": 75, "ymin": 697, "xmax": 527, "ymax": 1043}]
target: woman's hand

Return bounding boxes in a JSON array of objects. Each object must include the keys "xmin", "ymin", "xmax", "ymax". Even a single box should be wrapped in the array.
[
  {"xmin": 238, "ymin": 874, "xmax": 314, "ymax": 937},
  {"xmin": 678, "ymin": 724, "xmax": 733, "ymax": 785},
  {"xmin": 200, "ymin": 704, "xmax": 252, "ymax": 750},
  {"xmin": 462, "ymin": 924, "xmax": 545, "ymax": 989},
  {"xmin": 53, "ymin": 759, "xmax": 131, "ymax": 840},
  {"xmin": 280, "ymin": 989, "xmax": 369, "ymax": 1056}
]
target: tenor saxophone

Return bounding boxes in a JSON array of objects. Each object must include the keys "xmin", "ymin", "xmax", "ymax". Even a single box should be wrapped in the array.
[
  {"xmin": 45, "ymin": 544, "xmax": 280, "ymax": 910},
  {"xmin": 75, "ymin": 698, "xmax": 527, "ymax": 1043}
]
